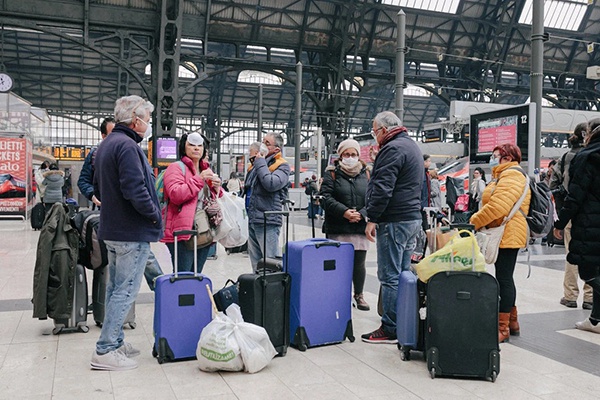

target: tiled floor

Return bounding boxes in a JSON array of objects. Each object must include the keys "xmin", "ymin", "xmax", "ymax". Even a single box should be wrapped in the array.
[{"xmin": 1, "ymin": 214, "xmax": 600, "ymax": 400}]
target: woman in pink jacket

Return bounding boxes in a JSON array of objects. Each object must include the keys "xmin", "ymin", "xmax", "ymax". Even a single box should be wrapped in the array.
[{"xmin": 161, "ymin": 132, "xmax": 222, "ymax": 272}]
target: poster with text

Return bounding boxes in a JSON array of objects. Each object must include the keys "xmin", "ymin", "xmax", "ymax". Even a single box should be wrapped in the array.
[{"xmin": 0, "ymin": 137, "xmax": 33, "ymax": 216}]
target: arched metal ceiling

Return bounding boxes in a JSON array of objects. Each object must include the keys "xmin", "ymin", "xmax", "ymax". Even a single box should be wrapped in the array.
[{"xmin": 0, "ymin": 0, "xmax": 599, "ymax": 148}]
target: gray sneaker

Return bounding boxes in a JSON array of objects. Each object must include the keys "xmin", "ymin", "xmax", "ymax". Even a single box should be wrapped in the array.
[
  {"xmin": 117, "ymin": 342, "xmax": 140, "ymax": 358},
  {"xmin": 91, "ymin": 349, "xmax": 138, "ymax": 371}
]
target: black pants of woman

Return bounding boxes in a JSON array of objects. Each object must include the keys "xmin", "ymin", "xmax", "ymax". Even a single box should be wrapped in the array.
[
  {"xmin": 578, "ymin": 265, "xmax": 600, "ymax": 322},
  {"xmin": 353, "ymin": 250, "xmax": 367, "ymax": 294},
  {"xmin": 495, "ymin": 248, "xmax": 519, "ymax": 313}
]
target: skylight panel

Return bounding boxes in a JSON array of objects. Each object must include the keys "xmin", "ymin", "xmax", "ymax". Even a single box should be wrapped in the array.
[
  {"xmin": 238, "ymin": 70, "xmax": 283, "ymax": 85},
  {"xmin": 518, "ymin": 0, "xmax": 588, "ymax": 31},
  {"xmin": 381, "ymin": 0, "xmax": 460, "ymax": 14}
]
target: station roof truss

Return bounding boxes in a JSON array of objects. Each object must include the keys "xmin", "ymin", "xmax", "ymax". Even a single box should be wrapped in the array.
[{"xmin": 0, "ymin": 0, "xmax": 599, "ymax": 148}]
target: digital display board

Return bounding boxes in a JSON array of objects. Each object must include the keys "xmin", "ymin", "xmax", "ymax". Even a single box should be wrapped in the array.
[
  {"xmin": 156, "ymin": 137, "xmax": 178, "ymax": 164},
  {"xmin": 470, "ymin": 104, "xmax": 532, "ymax": 164}
]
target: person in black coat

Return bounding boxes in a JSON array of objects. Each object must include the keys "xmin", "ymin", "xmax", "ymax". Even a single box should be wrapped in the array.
[
  {"xmin": 555, "ymin": 117, "xmax": 600, "ymax": 334},
  {"xmin": 320, "ymin": 139, "xmax": 371, "ymax": 311}
]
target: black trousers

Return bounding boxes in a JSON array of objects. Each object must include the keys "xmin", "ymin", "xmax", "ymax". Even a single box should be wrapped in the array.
[
  {"xmin": 494, "ymin": 248, "xmax": 519, "ymax": 313},
  {"xmin": 578, "ymin": 265, "xmax": 600, "ymax": 322}
]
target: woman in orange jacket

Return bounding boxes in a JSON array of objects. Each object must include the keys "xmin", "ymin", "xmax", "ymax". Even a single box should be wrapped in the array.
[{"xmin": 470, "ymin": 143, "xmax": 531, "ymax": 343}]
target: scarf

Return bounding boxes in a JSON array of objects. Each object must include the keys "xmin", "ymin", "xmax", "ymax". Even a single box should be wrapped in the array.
[{"xmin": 378, "ymin": 125, "xmax": 408, "ymax": 147}]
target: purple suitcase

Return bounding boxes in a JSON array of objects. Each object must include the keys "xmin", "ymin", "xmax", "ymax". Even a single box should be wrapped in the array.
[
  {"xmin": 286, "ymin": 238, "xmax": 355, "ymax": 350},
  {"xmin": 153, "ymin": 230, "xmax": 213, "ymax": 363}
]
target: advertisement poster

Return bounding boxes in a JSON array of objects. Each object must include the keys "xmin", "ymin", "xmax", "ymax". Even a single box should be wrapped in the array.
[{"xmin": 0, "ymin": 137, "xmax": 33, "ymax": 216}]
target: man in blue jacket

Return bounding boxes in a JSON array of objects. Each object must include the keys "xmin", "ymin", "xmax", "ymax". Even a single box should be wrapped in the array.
[
  {"xmin": 90, "ymin": 95, "xmax": 163, "ymax": 371},
  {"xmin": 78, "ymin": 117, "xmax": 115, "ymax": 208},
  {"xmin": 246, "ymin": 133, "xmax": 290, "ymax": 271},
  {"xmin": 362, "ymin": 111, "xmax": 423, "ymax": 344}
]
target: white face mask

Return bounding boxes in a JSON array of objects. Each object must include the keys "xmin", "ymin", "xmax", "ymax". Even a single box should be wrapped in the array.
[
  {"xmin": 136, "ymin": 117, "xmax": 152, "ymax": 138},
  {"xmin": 341, "ymin": 156, "xmax": 359, "ymax": 167}
]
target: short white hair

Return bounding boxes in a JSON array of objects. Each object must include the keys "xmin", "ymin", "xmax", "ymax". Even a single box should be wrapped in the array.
[
  {"xmin": 114, "ymin": 95, "xmax": 154, "ymax": 124},
  {"xmin": 373, "ymin": 111, "xmax": 402, "ymax": 128}
]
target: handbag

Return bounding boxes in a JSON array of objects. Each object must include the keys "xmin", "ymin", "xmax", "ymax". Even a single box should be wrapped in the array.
[
  {"xmin": 202, "ymin": 185, "xmax": 223, "ymax": 228},
  {"xmin": 185, "ymin": 187, "xmax": 215, "ymax": 250},
  {"xmin": 476, "ymin": 174, "xmax": 529, "ymax": 264}
]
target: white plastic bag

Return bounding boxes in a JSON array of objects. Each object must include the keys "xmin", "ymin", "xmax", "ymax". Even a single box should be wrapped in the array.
[
  {"xmin": 217, "ymin": 193, "xmax": 249, "ymax": 248},
  {"xmin": 196, "ymin": 304, "xmax": 276, "ymax": 373},
  {"xmin": 196, "ymin": 312, "xmax": 244, "ymax": 372},
  {"xmin": 212, "ymin": 195, "xmax": 234, "ymax": 242},
  {"xmin": 228, "ymin": 304, "xmax": 277, "ymax": 373}
]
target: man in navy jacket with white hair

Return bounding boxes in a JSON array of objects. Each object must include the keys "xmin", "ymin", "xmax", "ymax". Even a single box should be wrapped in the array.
[{"xmin": 91, "ymin": 95, "xmax": 162, "ymax": 371}]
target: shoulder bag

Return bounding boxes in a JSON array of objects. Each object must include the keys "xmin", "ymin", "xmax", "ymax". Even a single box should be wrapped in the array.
[{"xmin": 476, "ymin": 174, "xmax": 529, "ymax": 264}]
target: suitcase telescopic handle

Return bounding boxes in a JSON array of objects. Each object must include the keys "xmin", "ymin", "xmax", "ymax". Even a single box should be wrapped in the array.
[
  {"xmin": 173, "ymin": 229, "xmax": 198, "ymax": 278},
  {"xmin": 262, "ymin": 210, "xmax": 290, "ymax": 276}
]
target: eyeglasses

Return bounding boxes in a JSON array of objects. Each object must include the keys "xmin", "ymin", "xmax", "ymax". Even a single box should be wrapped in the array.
[{"xmin": 371, "ymin": 127, "xmax": 384, "ymax": 139}]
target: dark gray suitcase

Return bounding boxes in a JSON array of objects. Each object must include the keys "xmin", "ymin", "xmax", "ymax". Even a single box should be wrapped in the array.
[
  {"xmin": 426, "ymin": 271, "xmax": 500, "ymax": 381},
  {"xmin": 52, "ymin": 264, "xmax": 89, "ymax": 334},
  {"xmin": 238, "ymin": 211, "xmax": 291, "ymax": 356},
  {"xmin": 92, "ymin": 267, "xmax": 136, "ymax": 329}
]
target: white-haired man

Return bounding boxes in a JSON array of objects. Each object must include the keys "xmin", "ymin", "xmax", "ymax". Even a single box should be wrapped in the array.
[{"xmin": 90, "ymin": 95, "xmax": 162, "ymax": 370}]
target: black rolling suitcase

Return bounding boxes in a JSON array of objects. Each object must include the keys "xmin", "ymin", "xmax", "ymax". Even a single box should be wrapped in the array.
[
  {"xmin": 238, "ymin": 210, "xmax": 291, "ymax": 356},
  {"xmin": 52, "ymin": 264, "xmax": 90, "ymax": 334},
  {"xmin": 92, "ymin": 267, "xmax": 136, "ymax": 329},
  {"xmin": 31, "ymin": 202, "xmax": 46, "ymax": 230},
  {"xmin": 425, "ymin": 224, "xmax": 500, "ymax": 382}
]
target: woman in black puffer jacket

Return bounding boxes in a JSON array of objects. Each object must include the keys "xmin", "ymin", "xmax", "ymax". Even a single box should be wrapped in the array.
[
  {"xmin": 320, "ymin": 139, "xmax": 371, "ymax": 311},
  {"xmin": 555, "ymin": 118, "xmax": 600, "ymax": 334}
]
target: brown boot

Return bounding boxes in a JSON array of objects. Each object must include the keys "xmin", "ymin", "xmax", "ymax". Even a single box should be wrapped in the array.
[
  {"xmin": 509, "ymin": 306, "xmax": 520, "ymax": 336},
  {"xmin": 498, "ymin": 313, "xmax": 510, "ymax": 343},
  {"xmin": 354, "ymin": 293, "xmax": 370, "ymax": 311}
]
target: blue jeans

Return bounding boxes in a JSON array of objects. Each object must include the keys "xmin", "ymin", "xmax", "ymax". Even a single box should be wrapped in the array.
[
  {"xmin": 248, "ymin": 223, "xmax": 281, "ymax": 271},
  {"xmin": 143, "ymin": 251, "xmax": 163, "ymax": 291},
  {"xmin": 377, "ymin": 220, "xmax": 422, "ymax": 333},
  {"xmin": 96, "ymin": 240, "xmax": 149, "ymax": 354},
  {"xmin": 165, "ymin": 241, "xmax": 211, "ymax": 273}
]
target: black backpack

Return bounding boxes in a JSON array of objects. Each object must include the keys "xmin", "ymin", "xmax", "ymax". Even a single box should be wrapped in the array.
[{"xmin": 510, "ymin": 167, "xmax": 554, "ymax": 239}]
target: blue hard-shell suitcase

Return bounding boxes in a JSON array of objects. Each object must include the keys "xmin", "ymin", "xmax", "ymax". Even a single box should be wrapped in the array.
[
  {"xmin": 153, "ymin": 230, "xmax": 212, "ymax": 363},
  {"xmin": 396, "ymin": 270, "xmax": 426, "ymax": 360},
  {"xmin": 286, "ymin": 238, "xmax": 355, "ymax": 350}
]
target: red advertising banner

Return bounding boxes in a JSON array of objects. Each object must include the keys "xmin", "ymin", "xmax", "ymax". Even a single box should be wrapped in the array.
[{"xmin": 0, "ymin": 137, "xmax": 33, "ymax": 216}]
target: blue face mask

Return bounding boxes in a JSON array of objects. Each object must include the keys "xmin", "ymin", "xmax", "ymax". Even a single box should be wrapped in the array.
[{"xmin": 489, "ymin": 157, "xmax": 499, "ymax": 167}]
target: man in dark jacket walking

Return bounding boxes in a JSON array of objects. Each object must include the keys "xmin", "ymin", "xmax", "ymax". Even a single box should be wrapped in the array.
[
  {"xmin": 362, "ymin": 111, "xmax": 423, "ymax": 344},
  {"xmin": 90, "ymin": 95, "xmax": 163, "ymax": 371}
]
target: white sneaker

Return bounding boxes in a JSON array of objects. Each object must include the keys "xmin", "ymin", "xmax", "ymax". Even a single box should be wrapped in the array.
[
  {"xmin": 91, "ymin": 349, "xmax": 138, "ymax": 371},
  {"xmin": 575, "ymin": 319, "xmax": 600, "ymax": 334},
  {"xmin": 116, "ymin": 342, "xmax": 140, "ymax": 358}
]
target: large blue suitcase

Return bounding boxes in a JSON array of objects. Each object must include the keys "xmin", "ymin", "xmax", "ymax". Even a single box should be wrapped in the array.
[
  {"xmin": 153, "ymin": 230, "xmax": 213, "ymax": 363},
  {"xmin": 286, "ymin": 238, "xmax": 355, "ymax": 350},
  {"xmin": 396, "ymin": 270, "xmax": 425, "ymax": 360}
]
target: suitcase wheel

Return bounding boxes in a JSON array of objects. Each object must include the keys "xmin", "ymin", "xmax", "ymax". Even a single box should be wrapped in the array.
[
  {"xmin": 128, "ymin": 322, "xmax": 137, "ymax": 329},
  {"xmin": 348, "ymin": 335, "xmax": 355, "ymax": 343},
  {"xmin": 52, "ymin": 327, "xmax": 63, "ymax": 335},
  {"xmin": 297, "ymin": 343, "xmax": 307, "ymax": 352},
  {"xmin": 79, "ymin": 325, "xmax": 89, "ymax": 333},
  {"xmin": 400, "ymin": 348, "xmax": 411, "ymax": 361},
  {"xmin": 430, "ymin": 367, "xmax": 436, "ymax": 379},
  {"xmin": 491, "ymin": 371, "xmax": 497, "ymax": 382}
]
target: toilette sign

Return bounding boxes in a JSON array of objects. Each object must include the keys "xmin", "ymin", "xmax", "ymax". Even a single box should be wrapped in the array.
[{"xmin": 0, "ymin": 137, "xmax": 33, "ymax": 216}]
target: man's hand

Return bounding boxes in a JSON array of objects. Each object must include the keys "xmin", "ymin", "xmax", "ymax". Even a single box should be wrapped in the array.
[
  {"xmin": 92, "ymin": 195, "xmax": 101, "ymax": 207},
  {"xmin": 365, "ymin": 221, "xmax": 377, "ymax": 242}
]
